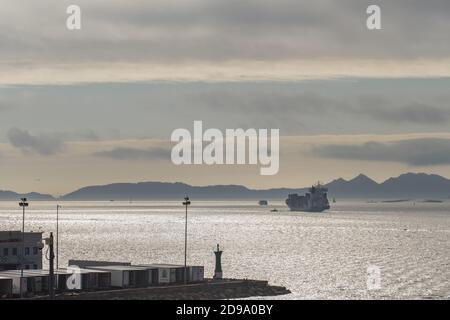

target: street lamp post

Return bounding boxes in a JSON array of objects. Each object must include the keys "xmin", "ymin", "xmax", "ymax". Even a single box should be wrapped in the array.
[
  {"xmin": 182, "ymin": 196, "xmax": 191, "ymax": 285},
  {"xmin": 19, "ymin": 198, "xmax": 29, "ymax": 298},
  {"xmin": 48, "ymin": 232, "xmax": 55, "ymax": 300},
  {"xmin": 56, "ymin": 205, "xmax": 61, "ymax": 270}
]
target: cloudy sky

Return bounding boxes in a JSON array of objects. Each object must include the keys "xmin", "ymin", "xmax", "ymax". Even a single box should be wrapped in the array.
[{"xmin": 1, "ymin": 0, "xmax": 450, "ymax": 195}]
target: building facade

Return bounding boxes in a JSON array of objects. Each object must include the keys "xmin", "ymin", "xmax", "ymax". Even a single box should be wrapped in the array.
[{"xmin": 0, "ymin": 231, "xmax": 43, "ymax": 271}]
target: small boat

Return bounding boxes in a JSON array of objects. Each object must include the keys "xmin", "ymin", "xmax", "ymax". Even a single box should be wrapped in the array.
[{"xmin": 381, "ymin": 199, "xmax": 410, "ymax": 203}]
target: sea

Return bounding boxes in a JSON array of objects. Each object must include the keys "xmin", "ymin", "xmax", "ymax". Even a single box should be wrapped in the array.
[{"xmin": 0, "ymin": 200, "xmax": 449, "ymax": 299}]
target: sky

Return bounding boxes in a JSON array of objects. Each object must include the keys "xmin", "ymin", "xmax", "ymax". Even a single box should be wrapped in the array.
[{"xmin": 1, "ymin": 0, "xmax": 450, "ymax": 195}]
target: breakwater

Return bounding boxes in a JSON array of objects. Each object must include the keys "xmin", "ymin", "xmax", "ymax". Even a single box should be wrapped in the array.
[{"xmin": 52, "ymin": 279, "xmax": 291, "ymax": 300}]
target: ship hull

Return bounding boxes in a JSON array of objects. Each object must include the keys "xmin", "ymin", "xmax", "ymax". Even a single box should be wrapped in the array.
[{"xmin": 286, "ymin": 205, "xmax": 330, "ymax": 212}]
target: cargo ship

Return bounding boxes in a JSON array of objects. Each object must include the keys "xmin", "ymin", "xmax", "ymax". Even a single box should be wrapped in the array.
[{"xmin": 285, "ymin": 183, "xmax": 330, "ymax": 212}]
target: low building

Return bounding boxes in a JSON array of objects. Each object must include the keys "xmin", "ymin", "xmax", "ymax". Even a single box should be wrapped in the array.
[
  {"xmin": 57, "ymin": 267, "xmax": 112, "ymax": 290},
  {"xmin": 25, "ymin": 269, "xmax": 67, "ymax": 292},
  {"xmin": 0, "ymin": 260, "xmax": 206, "ymax": 298},
  {"xmin": 0, "ymin": 231, "xmax": 43, "ymax": 271},
  {"xmin": 0, "ymin": 268, "xmax": 113, "ymax": 295},
  {"xmin": 75, "ymin": 268, "xmax": 112, "ymax": 289},
  {"xmin": 137, "ymin": 264, "xmax": 188, "ymax": 284},
  {"xmin": 189, "ymin": 266, "xmax": 205, "ymax": 282},
  {"xmin": 88, "ymin": 265, "xmax": 150, "ymax": 288},
  {"xmin": 0, "ymin": 276, "xmax": 13, "ymax": 298},
  {"xmin": 0, "ymin": 270, "xmax": 48, "ymax": 295}
]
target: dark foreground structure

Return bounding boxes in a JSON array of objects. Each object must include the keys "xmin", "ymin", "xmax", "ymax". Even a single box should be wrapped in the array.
[
  {"xmin": 1, "ymin": 245, "xmax": 290, "ymax": 300},
  {"xmin": 0, "ymin": 260, "xmax": 290, "ymax": 300},
  {"xmin": 36, "ymin": 279, "xmax": 291, "ymax": 300}
]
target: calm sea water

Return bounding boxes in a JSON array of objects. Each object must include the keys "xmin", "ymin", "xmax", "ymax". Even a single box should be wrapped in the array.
[{"xmin": 0, "ymin": 200, "xmax": 449, "ymax": 299}]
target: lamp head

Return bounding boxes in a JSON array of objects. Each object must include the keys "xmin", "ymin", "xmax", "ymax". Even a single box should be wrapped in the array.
[
  {"xmin": 183, "ymin": 196, "xmax": 191, "ymax": 205},
  {"xmin": 19, "ymin": 198, "xmax": 29, "ymax": 207}
]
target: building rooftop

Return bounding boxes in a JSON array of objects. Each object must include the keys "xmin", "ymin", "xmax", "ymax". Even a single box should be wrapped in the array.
[
  {"xmin": 0, "ymin": 231, "xmax": 44, "ymax": 243},
  {"xmin": 88, "ymin": 265, "xmax": 153, "ymax": 272},
  {"xmin": 138, "ymin": 263, "xmax": 186, "ymax": 268},
  {"xmin": 65, "ymin": 267, "xmax": 112, "ymax": 274},
  {"xmin": 0, "ymin": 231, "xmax": 44, "ymax": 235},
  {"xmin": 22, "ymin": 269, "xmax": 71, "ymax": 275}
]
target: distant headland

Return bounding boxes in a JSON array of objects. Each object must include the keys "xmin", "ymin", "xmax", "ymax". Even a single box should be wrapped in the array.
[{"xmin": 2, "ymin": 173, "xmax": 450, "ymax": 201}]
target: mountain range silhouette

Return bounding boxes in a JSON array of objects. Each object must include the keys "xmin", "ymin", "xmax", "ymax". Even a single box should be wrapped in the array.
[{"xmin": 2, "ymin": 173, "xmax": 449, "ymax": 201}]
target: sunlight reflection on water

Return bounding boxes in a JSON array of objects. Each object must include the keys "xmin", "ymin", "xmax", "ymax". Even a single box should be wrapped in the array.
[{"xmin": 0, "ymin": 200, "xmax": 449, "ymax": 299}]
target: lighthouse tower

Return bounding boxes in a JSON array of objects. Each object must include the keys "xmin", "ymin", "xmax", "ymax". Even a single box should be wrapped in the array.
[{"xmin": 213, "ymin": 244, "xmax": 223, "ymax": 280}]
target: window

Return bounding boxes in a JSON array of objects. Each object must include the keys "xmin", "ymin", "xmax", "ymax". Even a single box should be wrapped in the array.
[
  {"xmin": 12, "ymin": 248, "xmax": 17, "ymax": 256},
  {"xmin": 25, "ymin": 265, "xmax": 29, "ymax": 270},
  {"xmin": 33, "ymin": 247, "xmax": 38, "ymax": 255},
  {"xmin": 3, "ymin": 248, "xmax": 8, "ymax": 256},
  {"xmin": 25, "ymin": 247, "xmax": 30, "ymax": 255},
  {"xmin": 33, "ymin": 264, "xmax": 38, "ymax": 269}
]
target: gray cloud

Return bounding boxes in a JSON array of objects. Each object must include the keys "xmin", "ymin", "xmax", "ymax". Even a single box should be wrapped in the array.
[
  {"xmin": 0, "ymin": 97, "xmax": 16, "ymax": 113},
  {"xmin": 356, "ymin": 101, "xmax": 450, "ymax": 125},
  {"xmin": 190, "ymin": 88, "xmax": 450, "ymax": 132},
  {"xmin": 7, "ymin": 128, "xmax": 64, "ymax": 155},
  {"xmin": 1, "ymin": 81, "xmax": 449, "ymax": 141},
  {"xmin": 314, "ymin": 138, "xmax": 450, "ymax": 166},
  {"xmin": 81, "ymin": 130, "xmax": 100, "ymax": 141},
  {"xmin": 1, "ymin": 0, "xmax": 450, "ymax": 64},
  {"xmin": 93, "ymin": 146, "xmax": 170, "ymax": 160}
]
